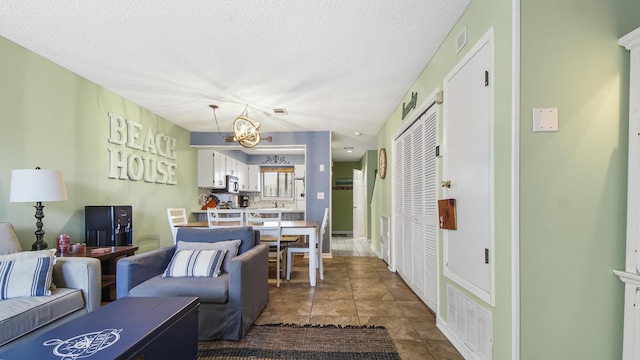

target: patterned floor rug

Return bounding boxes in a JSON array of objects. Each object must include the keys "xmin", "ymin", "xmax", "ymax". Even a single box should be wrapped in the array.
[{"xmin": 198, "ymin": 324, "xmax": 401, "ymax": 359}]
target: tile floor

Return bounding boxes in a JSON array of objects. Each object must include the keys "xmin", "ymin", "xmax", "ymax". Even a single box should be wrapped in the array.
[
  {"xmin": 331, "ymin": 234, "xmax": 377, "ymax": 256},
  {"xmin": 257, "ymin": 236, "xmax": 463, "ymax": 360}
]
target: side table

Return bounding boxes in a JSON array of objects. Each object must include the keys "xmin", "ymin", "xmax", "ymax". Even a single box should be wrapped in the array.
[{"xmin": 59, "ymin": 246, "xmax": 138, "ymax": 302}]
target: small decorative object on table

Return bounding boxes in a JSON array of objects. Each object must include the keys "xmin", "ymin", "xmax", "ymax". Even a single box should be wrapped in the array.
[
  {"xmin": 57, "ymin": 234, "xmax": 70, "ymax": 253},
  {"xmin": 90, "ymin": 248, "xmax": 111, "ymax": 254},
  {"xmin": 69, "ymin": 243, "xmax": 86, "ymax": 253}
]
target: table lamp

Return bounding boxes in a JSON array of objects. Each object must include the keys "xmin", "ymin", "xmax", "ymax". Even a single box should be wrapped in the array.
[{"xmin": 9, "ymin": 167, "xmax": 68, "ymax": 250}]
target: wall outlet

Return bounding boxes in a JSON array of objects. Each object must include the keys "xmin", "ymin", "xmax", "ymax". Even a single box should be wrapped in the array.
[{"xmin": 317, "ymin": 192, "xmax": 324, "ymax": 200}]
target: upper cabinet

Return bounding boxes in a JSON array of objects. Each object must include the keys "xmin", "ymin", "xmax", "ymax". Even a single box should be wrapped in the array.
[
  {"xmin": 226, "ymin": 157, "xmax": 237, "ymax": 177},
  {"xmin": 213, "ymin": 151, "xmax": 227, "ymax": 187},
  {"xmin": 237, "ymin": 163, "xmax": 248, "ymax": 191},
  {"xmin": 248, "ymin": 165, "xmax": 261, "ymax": 191},
  {"xmin": 197, "ymin": 150, "xmax": 227, "ymax": 188},
  {"xmin": 197, "ymin": 150, "xmax": 215, "ymax": 187}
]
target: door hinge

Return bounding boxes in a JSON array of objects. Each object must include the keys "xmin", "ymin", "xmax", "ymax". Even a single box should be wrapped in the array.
[
  {"xmin": 484, "ymin": 248, "xmax": 490, "ymax": 264},
  {"xmin": 484, "ymin": 71, "xmax": 489, "ymax": 87}
]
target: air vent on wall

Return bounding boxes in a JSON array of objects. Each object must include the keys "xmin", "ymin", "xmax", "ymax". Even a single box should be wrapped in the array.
[
  {"xmin": 273, "ymin": 108, "xmax": 288, "ymax": 115},
  {"xmin": 447, "ymin": 285, "xmax": 493, "ymax": 360},
  {"xmin": 456, "ymin": 27, "xmax": 467, "ymax": 54}
]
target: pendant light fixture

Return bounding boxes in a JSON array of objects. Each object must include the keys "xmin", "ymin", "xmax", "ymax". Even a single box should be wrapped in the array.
[
  {"xmin": 209, "ymin": 104, "xmax": 272, "ymax": 148},
  {"xmin": 232, "ymin": 107, "xmax": 261, "ymax": 148}
]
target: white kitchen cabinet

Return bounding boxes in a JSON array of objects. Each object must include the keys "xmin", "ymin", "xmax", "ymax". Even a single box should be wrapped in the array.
[
  {"xmin": 212, "ymin": 151, "xmax": 226, "ymax": 188},
  {"xmin": 248, "ymin": 165, "xmax": 261, "ymax": 192},
  {"xmin": 237, "ymin": 162, "xmax": 248, "ymax": 191},
  {"xmin": 226, "ymin": 157, "xmax": 237, "ymax": 176},
  {"xmin": 197, "ymin": 150, "xmax": 215, "ymax": 187}
]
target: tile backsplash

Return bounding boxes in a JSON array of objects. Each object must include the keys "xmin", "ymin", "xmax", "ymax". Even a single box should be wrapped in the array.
[{"xmin": 197, "ymin": 188, "xmax": 295, "ymax": 208}]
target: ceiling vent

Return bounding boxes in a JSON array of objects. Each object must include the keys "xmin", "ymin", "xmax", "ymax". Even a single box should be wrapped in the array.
[{"xmin": 273, "ymin": 108, "xmax": 288, "ymax": 115}]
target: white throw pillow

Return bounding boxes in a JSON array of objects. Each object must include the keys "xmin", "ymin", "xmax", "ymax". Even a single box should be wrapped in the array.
[
  {"xmin": 0, "ymin": 248, "xmax": 56, "ymax": 261},
  {"xmin": 177, "ymin": 240, "xmax": 241, "ymax": 273},
  {"xmin": 0, "ymin": 256, "xmax": 55, "ymax": 299},
  {"xmin": 0, "ymin": 249, "xmax": 58, "ymax": 290},
  {"xmin": 163, "ymin": 249, "xmax": 227, "ymax": 278}
]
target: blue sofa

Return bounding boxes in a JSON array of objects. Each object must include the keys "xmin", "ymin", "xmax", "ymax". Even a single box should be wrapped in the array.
[{"xmin": 116, "ymin": 226, "xmax": 269, "ymax": 341}]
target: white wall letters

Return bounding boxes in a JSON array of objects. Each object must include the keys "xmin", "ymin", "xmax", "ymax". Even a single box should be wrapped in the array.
[{"xmin": 107, "ymin": 112, "xmax": 177, "ymax": 185}]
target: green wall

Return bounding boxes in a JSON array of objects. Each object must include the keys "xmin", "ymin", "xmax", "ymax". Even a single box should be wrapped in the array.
[
  {"xmin": 331, "ymin": 162, "xmax": 360, "ymax": 232},
  {"xmin": 372, "ymin": 0, "xmax": 514, "ymax": 357},
  {"xmin": 370, "ymin": 0, "xmax": 640, "ymax": 359},
  {"xmin": 0, "ymin": 36, "xmax": 197, "ymax": 252},
  {"xmin": 519, "ymin": 0, "xmax": 640, "ymax": 358}
]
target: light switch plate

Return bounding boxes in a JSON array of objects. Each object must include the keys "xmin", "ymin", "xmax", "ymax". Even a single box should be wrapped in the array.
[
  {"xmin": 317, "ymin": 192, "xmax": 324, "ymax": 200},
  {"xmin": 533, "ymin": 108, "xmax": 559, "ymax": 132}
]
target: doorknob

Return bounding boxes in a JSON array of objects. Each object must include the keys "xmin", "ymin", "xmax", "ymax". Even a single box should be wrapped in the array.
[{"xmin": 441, "ymin": 180, "xmax": 452, "ymax": 188}]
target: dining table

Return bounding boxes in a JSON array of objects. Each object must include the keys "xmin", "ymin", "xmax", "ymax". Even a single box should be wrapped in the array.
[{"xmin": 177, "ymin": 220, "xmax": 321, "ymax": 286}]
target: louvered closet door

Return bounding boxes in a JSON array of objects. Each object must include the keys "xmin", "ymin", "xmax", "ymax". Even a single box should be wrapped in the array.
[
  {"xmin": 410, "ymin": 119, "xmax": 426, "ymax": 301},
  {"xmin": 422, "ymin": 110, "xmax": 438, "ymax": 310},
  {"xmin": 394, "ymin": 137, "xmax": 406, "ymax": 276},
  {"xmin": 393, "ymin": 105, "xmax": 438, "ymax": 311}
]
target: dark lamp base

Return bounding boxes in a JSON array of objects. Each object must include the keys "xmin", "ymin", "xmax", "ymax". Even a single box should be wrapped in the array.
[{"xmin": 31, "ymin": 240, "xmax": 48, "ymax": 251}]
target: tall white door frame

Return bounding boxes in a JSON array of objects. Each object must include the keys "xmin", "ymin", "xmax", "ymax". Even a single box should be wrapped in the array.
[
  {"xmin": 391, "ymin": 90, "xmax": 440, "ymax": 311},
  {"xmin": 353, "ymin": 169, "xmax": 364, "ymax": 239},
  {"xmin": 442, "ymin": 28, "xmax": 495, "ymax": 306}
]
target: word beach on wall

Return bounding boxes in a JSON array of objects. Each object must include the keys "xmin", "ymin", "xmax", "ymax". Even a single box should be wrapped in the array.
[{"xmin": 107, "ymin": 112, "xmax": 178, "ymax": 185}]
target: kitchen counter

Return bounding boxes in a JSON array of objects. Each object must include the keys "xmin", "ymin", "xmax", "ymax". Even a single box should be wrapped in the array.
[
  {"xmin": 192, "ymin": 208, "xmax": 305, "ymax": 221},
  {"xmin": 192, "ymin": 208, "xmax": 303, "ymax": 213}
]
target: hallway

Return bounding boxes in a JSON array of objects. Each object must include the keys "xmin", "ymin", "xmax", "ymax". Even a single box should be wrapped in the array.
[
  {"xmin": 330, "ymin": 234, "xmax": 377, "ymax": 257},
  {"xmin": 259, "ymin": 244, "xmax": 463, "ymax": 360}
]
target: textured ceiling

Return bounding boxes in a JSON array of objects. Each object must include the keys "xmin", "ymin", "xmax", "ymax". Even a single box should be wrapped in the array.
[{"xmin": 0, "ymin": 0, "xmax": 471, "ymax": 161}]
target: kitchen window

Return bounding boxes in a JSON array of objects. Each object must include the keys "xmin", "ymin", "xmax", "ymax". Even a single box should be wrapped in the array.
[{"xmin": 261, "ymin": 166, "xmax": 294, "ymax": 199}]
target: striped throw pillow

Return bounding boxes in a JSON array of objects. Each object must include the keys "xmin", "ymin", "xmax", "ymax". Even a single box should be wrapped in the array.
[
  {"xmin": 163, "ymin": 249, "xmax": 227, "ymax": 277},
  {"xmin": 0, "ymin": 256, "xmax": 55, "ymax": 299}
]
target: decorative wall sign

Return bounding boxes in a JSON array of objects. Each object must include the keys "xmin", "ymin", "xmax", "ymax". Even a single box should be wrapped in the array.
[
  {"xmin": 378, "ymin": 148, "xmax": 387, "ymax": 179},
  {"xmin": 438, "ymin": 198, "xmax": 457, "ymax": 230},
  {"xmin": 107, "ymin": 112, "xmax": 178, "ymax": 185},
  {"xmin": 333, "ymin": 178, "xmax": 353, "ymax": 190},
  {"xmin": 402, "ymin": 92, "xmax": 418, "ymax": 120},
  {"xmin": 262, "ymin": 155, "xmax": 290, "ymax": 164}
]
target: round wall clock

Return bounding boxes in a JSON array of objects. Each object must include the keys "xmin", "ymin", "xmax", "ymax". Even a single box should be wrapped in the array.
[{"xmin": 378, "ymin": 148, "xmax": 387, "ymax": 179}]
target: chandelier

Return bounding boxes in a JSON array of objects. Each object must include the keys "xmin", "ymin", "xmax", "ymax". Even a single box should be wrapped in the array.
[
  {"xmin": 210, "ymin": 105, "xmax": 272, "ymax": 148},
  {"xmin": 232, "ymin": 110, "xmax": 261, "ymax": 148}
]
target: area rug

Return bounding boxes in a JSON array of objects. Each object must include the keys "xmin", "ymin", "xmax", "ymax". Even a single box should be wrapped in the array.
[{"xmin": 198, "ymin": 323, "xmax": 401, "ymax": 359}]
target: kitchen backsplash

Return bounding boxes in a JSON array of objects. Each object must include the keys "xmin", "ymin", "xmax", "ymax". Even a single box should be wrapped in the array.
[{"xmin": 198, "ymin": 188, "xmax": 295, "ymax": 208}]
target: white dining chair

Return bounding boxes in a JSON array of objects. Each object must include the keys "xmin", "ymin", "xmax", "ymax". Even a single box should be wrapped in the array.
[
  {"xmin": 206, "ymin": 208, "xmax": 245, "ymax": 228},
  {"xmin": 286, "ymin": 207, "xmax": 327, "ymax": 281},
  {"xmin": 246, "ymin": 209, "xmax": 285, "ymax": 287},
  {"xmin": 167, "ymin": 208, "xmax": 188, "ymax": 244}
]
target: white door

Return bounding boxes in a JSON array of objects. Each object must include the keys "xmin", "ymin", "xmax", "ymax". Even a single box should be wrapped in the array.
[
  {"xmin": 393, "ymin": 105, "xmax": 438, "ymax": 312},
  {"xmin": 353, "ymin": 169, "xmax": 364, "ymax": 239},
  {"xmin": 443, "ymin": 30, "xmax": 494, "ymax": 304}
]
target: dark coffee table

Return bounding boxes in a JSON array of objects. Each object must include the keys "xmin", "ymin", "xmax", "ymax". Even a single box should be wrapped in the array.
[{"xmin": 0, "ymin": 297, "xmax": 199, "ymax": 360}]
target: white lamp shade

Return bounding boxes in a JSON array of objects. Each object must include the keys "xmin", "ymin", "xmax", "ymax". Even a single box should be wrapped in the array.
[{"xmin": 9, "ymin": 169, "xmax": 68, "ymax": 202}]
